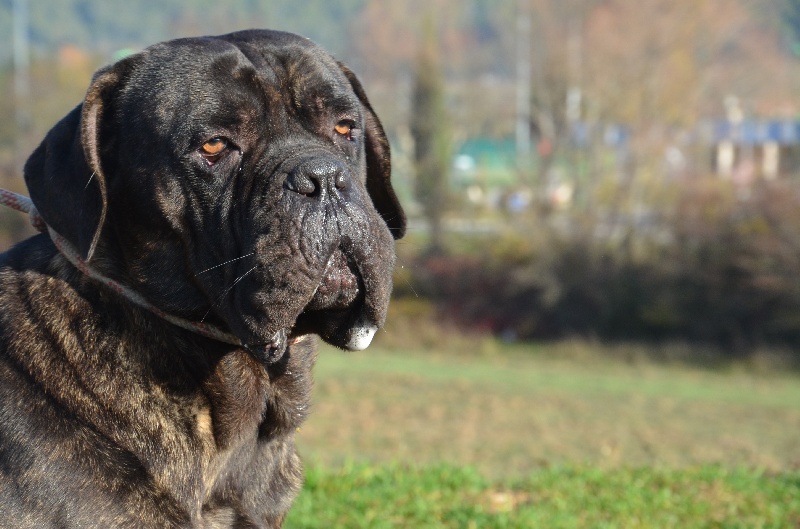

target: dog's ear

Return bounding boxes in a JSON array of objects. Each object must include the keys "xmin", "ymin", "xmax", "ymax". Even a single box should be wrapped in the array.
[
  {"xmin": 24, "ymin": 57, "xmax": 136, "ymax": 260},
  {"xmin": 338, "ymin": 63, "xmax": 406, "ymax": 240}
]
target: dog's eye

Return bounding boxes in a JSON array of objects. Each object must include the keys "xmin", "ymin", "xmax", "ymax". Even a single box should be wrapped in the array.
[
  {"xmin": 334, "ymin": 121, "xmax": 355, "ymax": 141},
  {"xmin": 199, "ymin": 138, "xmax": 229, "ymax": 164}
]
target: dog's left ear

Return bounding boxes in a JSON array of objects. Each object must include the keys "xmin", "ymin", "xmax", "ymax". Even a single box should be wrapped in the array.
[
  {"xmin": 25, "ymin": 57, "xmax": 137, "ymax": 260},
  {"xmin": 338, "ymin": 63, "xmax": 406, "ymax": 239}
]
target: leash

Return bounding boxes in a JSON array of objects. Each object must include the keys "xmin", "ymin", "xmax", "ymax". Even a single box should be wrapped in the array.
[{"xmin": 0, "ymin": 188, "xmax": 242, "ymax": 346}]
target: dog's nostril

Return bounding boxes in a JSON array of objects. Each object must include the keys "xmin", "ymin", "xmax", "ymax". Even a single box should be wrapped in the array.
[
  {"xmin": 285, "ymin": 171, "xmax": 317, "ymax": 196},
  {"xmin": 286, "ymin": 159, "xmax": 348, "ymax": 197},
  {"xmin": 334, "ymin": 171, "xmax": 346, "ymax": 190},
  {"xmin": 308, "ymin": 159, "xmax": 347, "ymax": 190}
]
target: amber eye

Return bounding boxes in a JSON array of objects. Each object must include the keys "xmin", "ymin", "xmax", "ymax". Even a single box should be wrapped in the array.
[
  {"xmin": 334, "ymin": 121, "xmax": 354, "ymax": 139},
  {"xmin": 199, "ymin": 137, "xmax": 229, "ymax": 163}
]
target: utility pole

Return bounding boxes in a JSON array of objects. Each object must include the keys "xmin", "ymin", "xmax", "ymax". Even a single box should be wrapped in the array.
[
  {"xmin": 566, "ymin": 16, "xmax": 582, "ymax": 127},
  {"xmin": 565, "ymin": 5, "xmax": 585, "ymax": 209},
  {"xmin": 13, "ymin": 0, "xmax": 32, "ymax": 170}
]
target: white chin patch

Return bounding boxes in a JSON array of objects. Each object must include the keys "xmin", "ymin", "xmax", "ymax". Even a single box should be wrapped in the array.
[{"xmin": 347, "ymin": 325, "xmax": 378, "ymax": 351}]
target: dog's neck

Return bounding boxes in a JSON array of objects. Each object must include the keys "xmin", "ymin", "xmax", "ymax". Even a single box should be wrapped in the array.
[{"xmin": 1, "ymin": 188, "xmax": 245, "ymax": 346}]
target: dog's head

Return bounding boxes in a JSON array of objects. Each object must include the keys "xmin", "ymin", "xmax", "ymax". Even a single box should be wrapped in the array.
[{"xmin": 24, "ymin": 30, "xmax": 405, "ymax": 361}]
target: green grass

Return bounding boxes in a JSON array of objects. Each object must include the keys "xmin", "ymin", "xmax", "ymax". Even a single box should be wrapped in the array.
[
  {"xmin": 297, "ymin": 343, "xmax": 800, "ymax": 475},
  {"xmin": 289, "ymin": 339, "xmax": 800, "ymax": 526},
  {"xmin": 286, "ymin": 464, "xmax": 800, "ymax": 528}
]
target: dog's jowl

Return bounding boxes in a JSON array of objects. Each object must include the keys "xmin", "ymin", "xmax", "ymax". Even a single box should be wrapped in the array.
[{"xmin": 0, "ymin": 30, "xmax": 404, "ymax": 528}]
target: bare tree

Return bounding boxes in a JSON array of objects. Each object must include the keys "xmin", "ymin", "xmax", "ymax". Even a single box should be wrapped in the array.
[{"xmin": 410, "ymin": 18, "xmax": 452, "ymax": 254}]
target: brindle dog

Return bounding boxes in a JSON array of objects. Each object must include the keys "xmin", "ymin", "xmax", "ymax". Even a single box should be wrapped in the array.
[{"xmin": 0, "ymin": 30, "xmax": 404, "ymax": 528}]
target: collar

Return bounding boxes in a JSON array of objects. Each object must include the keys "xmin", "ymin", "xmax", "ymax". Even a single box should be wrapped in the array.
[{"xmin": 0, "ymin": 188, "xmax": 242, "ymax": 346}]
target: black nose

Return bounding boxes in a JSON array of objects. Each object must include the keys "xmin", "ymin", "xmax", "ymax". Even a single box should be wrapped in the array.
[{"xmin": 286, "ymin": 158, "xmax": 347, "ymax": 197}]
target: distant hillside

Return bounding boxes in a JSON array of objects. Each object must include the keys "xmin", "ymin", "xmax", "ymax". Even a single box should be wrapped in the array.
[{"xmin": 0, "ymin": 0, "xmax": 366, "ymax": 62}]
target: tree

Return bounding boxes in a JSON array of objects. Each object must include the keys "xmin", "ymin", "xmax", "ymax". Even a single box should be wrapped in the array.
[
  {"xmin": 410, "ymin": 19, "xmax": 452, "ymax": 255},
  {"xmin": 785, "ymin": 0, "xmax": 800, "ymax": 54}
]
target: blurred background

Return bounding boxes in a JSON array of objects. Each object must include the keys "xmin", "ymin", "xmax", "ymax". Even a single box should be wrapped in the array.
[
  {"xmin": 5, "ymin": 0, "xmax": 800, "ymax": 356},
  {"xmin": 1, "ymin": 1, "xmax": 799, "ymax": 523}
]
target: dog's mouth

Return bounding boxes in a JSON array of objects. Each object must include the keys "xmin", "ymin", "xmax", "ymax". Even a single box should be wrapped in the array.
[
  {"xmin": 292, "ymin": 246, "xmax": 381, "ymax": 351},
  {"xmin": 243, "ymin": 247, "xmax": 377, "ymax": 364},
  {"xmin": 244, "ymin": 329, "xmax": 290, "ymax": 364},
  {"xmin": 305, "ymin": 248, "xmax": 362, "ymax": 312}
]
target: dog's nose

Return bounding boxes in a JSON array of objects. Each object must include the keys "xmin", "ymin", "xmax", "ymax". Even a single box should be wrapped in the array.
[{"xmin": 286, "ymin": 159, "xmax": 347, "ymax": 197}]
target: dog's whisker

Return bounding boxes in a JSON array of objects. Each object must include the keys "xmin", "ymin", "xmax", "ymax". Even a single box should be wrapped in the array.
[
  {"xmin": 395, "ymin": 259, "xmax": 420, "ymax": 298},
  {"xmin": 84, "ymin": 171, "xmax": 96, "ymax": 190},
  {"xmin": 196, "ymin": 253, "xmax": 256, "ymax": 276},
  {"xmin": 201, "ymin": 266, "xmax": 257, "ymax": 322},
  {"xmin": 396, "ymin": 240, "xmax": 425, "ymax": 250},
  {"xmin": 399, "ymin": 273, "xmax": 420, "ymax": 298}
]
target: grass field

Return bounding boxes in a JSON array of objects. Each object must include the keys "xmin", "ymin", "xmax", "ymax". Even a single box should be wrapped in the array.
[
  {"xmin": 286, "ymin": 464, "xmax": 799, "ymax": 528},
  {"xmin": 286, "ymin": 339, "xmax": 800, "ymax": 527}
]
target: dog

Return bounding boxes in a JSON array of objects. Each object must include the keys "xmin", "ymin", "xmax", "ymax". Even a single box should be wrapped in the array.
[{"xmin": 0, "ymin": 29, "xmax": 404, "ymax": 528}]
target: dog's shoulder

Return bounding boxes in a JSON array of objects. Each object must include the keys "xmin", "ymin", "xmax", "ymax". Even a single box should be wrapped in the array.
[
  {"xmin": 0, "ymin": 236, "xmax": 182, "ymax": 523},
  {"xmin": 0, "ymin": 235, "xmax": 316, "ymax": 526}
]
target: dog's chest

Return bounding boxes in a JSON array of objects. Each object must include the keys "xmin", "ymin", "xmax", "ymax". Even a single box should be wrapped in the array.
[{"xmin": 0, "ymin": 264, "xmax": 311, "ymax": 526}]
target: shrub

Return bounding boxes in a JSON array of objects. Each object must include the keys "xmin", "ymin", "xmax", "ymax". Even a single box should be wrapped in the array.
[{"xmin": 398, "ymin": 179, "xmax": 800, "ymax": 357}]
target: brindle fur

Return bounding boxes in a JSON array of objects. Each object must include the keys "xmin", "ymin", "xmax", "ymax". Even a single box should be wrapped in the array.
[{"xmin": 0, "ymin": 30, "xmax": 404, "ymax": 528}]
